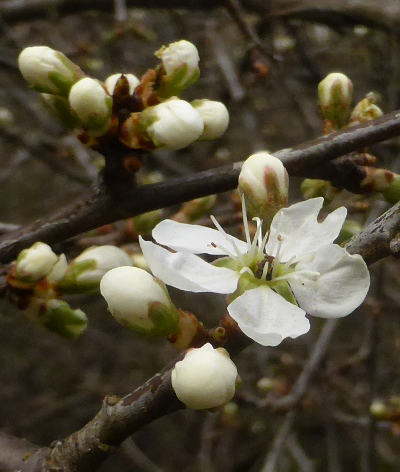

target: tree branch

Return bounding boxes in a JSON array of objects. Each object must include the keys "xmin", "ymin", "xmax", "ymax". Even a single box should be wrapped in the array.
[
  {"xmin": 2, "ymin": 110, "xmax": 400, "ymax": 264},
  {"xmin": 3, "ymin": 192, "xmax": 400, "ymax": 471}
]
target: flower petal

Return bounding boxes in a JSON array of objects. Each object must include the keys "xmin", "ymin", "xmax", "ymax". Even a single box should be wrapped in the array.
[
  {"xmin": 227, "ymin": 286, "xmax": 310, "ymax": 346},
  {"xmin": 290, "ymin": 244, "xmax": 370, "ymax": 318},
  {"xmin": 139, "ymin": 237, "xmax": 239, "ymax": 293},
  {"xmin": 265, "ymin": 198, "xmax": 347, "ymax": 262},
  {"xmin": 152, "ymin": 219, "xmax": 248, "ymax": 256}
]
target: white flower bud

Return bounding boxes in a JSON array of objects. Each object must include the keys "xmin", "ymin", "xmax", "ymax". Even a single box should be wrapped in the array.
[
  {"xmin": 18, "ymin": 46, "xmax": 82, "ymax": 95},
  {"xmin": 191, "ymin": 99, "xmax": 229, "ymax": 140},
  {"xmin": 172, "ymin": 343, "xmax": 238, "ymax": 410},
  {"xmin": 16, "ymin": 242, "xmax": 58, "ymax": 282},
  {"xmin": 68, "ymin": 78, "xmax": 112, "ymax": 133},
  {"xmin": 238, "ymin": 151, "xmax": 289, "ymax": 224},
  {"xmin": 155, "ymin": 40, "xmax": 200, "ymax": 97},
  {"xmin": 100, "ymin": 266, "xmax": 179, "ymax": 336},
  {"xmin": 47, "ymin": 253, "xmax": 68, "ymax": 282},
  {"xmin": 105, "ymin": 73, "xmax": 140, "ymax": 95},
  {"xmin": 318, "ymin": 72, "xmax": 353, "ymax": 128},
  {"xmin": 26, "ymin": 297, "xmax": 87, "ymax": 339},
  {"xmin": 58, "ymin": 245, "xmax": 132, "ymax": 294},
  {"xmin": 140, "ymin": 99, "xmax": 204, "ymax": 150}
]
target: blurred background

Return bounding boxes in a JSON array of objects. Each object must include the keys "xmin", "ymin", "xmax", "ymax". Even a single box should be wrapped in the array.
[{"xmin": 1, "ymin": 0, "xmax": 400, "ymax": 470}]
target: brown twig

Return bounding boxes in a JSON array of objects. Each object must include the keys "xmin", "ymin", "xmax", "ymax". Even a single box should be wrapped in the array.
[{"xmin": 2, "ymin": 109, "xmax": 400, "ymax": 264}]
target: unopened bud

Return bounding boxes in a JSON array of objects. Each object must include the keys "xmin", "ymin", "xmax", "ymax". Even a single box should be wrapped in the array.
[
  {"xmin": 140, "ymin": 99, "xmax": 203, "ymax": 150},
  {"xmin": 382, "ymin": 174, "xmax": 400, "ymax": 204},
  {"xmin": 318, "ymin": 72, "xmax": 353, "ymax": 129},
  {"xmin": 256, "ymin": 377, "xmax": 275, "ymax": 392},
  {"xmin": 68, "ymin": 78, "xmax": 112, "ymax": 133},
  {"xmin": 26, "ymin": 297, "xmax": 87, "ymax": 339},
  {"xmin": 174, "ymin": 195, "xmax": 217, "ymax": 223},
  {"xmin": 132, "ymin": 209, "xmax": 163, "ymax": 235},
  {"xmin": 16, "ymin": 242, "xmax": 58, "ymax": 283},
  {"xmin": 349, "ymin": 94, "xmax": 383, "ymax": 125},
  {"xmin": 41, "ymin": 93, "xmax": 80, "ymax": 128},
  {"xmin": 301, "ymin": 178, "xmax": 339, "ymax": 202},
  {"xmin": 47, "ymin": 253, "xmax": 68, "ymax": 282},
  {"xmin": 238, "ymin": 151, "xmax": 289, "ymax": 225},
  {"xmin": 155, "ymin": 40, "xmax": 200, "ymax": 98},
  {"xmin": 369, "ymin": 400, "xmax": 387, "ymax": 419},
  {"xmin": 105, "ymin": 73, "xmax": 140, "ymax": 95},
  {"xmin": 100, "ymin": 266, "xmax": 179, "ymax": 336},
  {"xmin": 172, "ymin": 343, "xmax": 238, "ymax": 410},
  {"xmin": 58, "ymin": 245, "xmax": 132, "ymax": 294},
  {"xmin": 337, "ymin": 219, "xmax": 362, "ymax": 244},
  {"xmin": 191, "ymin": 99, "xmax": 229, "ymax": 140},
  {"xmin": 18, "ymin": 46, "xmax": 82, "ymax": 95}
]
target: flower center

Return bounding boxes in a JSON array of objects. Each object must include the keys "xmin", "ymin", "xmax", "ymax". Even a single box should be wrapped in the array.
[{"xmin": 210, "ymin": 193, "xmax": 320, "ymax": 288}]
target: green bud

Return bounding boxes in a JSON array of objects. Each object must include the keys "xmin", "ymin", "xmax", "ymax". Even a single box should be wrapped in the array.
[
  {"xmin": 349, "ymin": 93, "xmax": 383, "ymax": 125},
  {"xmin": 155, "ymin": 40, "xmax": 200, "ymax": 98},
  {"xmin": 41, "ymin": 93, "xmax": 80, "ymax": 129},
  {"xmin": 25, "ymin": 297, "xmax": 87, "ymax": 339},
  {"xmin": 58, "ymin": 245, "xmax": 133, "ymax": 294},
  {"xmin": 318, "ymin": 72, "xmax": 353, "ymax": 129}
]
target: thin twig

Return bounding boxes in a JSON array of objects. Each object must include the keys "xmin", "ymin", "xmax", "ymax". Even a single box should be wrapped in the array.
[{"xmin": 260, "ymin": 409, "xmax": 297, "ymax": 472}]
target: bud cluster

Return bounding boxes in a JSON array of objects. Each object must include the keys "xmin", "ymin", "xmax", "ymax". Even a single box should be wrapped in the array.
[
  {"xmin": 8, "ymin": 242, "xmax": 134, "ymax": 338},
  {"xmin": 18, "ymin": 40, "xmax": 229, "ymax": 152}
]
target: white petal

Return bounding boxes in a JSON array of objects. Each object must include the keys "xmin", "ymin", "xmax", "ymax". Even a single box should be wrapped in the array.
[
  {"xmin": 265, "ymin": 198, "xmax": 347, "ymax": 262},
  {"xmin": 290, "ymin": 244, "xmax": 370, "ymax": 318},
  {"xmin": 152, "ymin": 219, "xmax": 248, "ymax": 256},
  {"xmin": 227, "ymin": 286, "xmax": 310, "ymax": 346},
  {"xmin": 139, "ymin": 237, "xmax": 239, "ymax": 293}
]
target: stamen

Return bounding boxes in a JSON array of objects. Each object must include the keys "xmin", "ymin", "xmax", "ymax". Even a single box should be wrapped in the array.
[
  {"xmin": 210, "ymin": 215, "xmax": 244, "ymax": 262},
  {"xmin": 271, "ymin": 234, "xmax": 284, "ymax": 278},
  {"xmin": 240, "ymin": 193, "xmax": 251, "ymax": 250},
  {"xmin": 259, "ymin": 229, "xmax": 271, "ymax": 258},
  {"xmin": 248, "ymin": 217, "xmax": 262, "ymax": 260},
  {"xmin": 239, "ymin": 266, "xmax": 254, "ymax": 277},
  {"xmin": 208, "ymin": 241, "xmax": 235, "ymax": 259},
  {"xmin": 261, "ymin": 261, "xmax": 270, "ymax": 280}
]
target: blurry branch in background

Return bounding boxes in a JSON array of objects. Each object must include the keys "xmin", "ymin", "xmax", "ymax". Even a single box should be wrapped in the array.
[
  {"xmin": 1, "ymin": 178, "xmax": 400, "ymax": 471},
  {"xmin": 2, "ymin": 109, "xmax": 400, "ymax": 264},
  {"xmin": 1, "ymin": 0, "xmax": 400, "ymax": 31}
]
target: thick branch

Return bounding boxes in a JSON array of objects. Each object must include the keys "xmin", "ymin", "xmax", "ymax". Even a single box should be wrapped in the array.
[
  {"xmin": 346, "ymin": 200, "xmax": 400, "ymax": 264},
  {"xmin": 2, "ymin": 110, "xmax": 400, "ymax": 264}
]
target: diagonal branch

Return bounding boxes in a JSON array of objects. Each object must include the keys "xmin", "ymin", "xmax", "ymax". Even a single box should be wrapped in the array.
[{"xmin": 2, "ymin": 110, "xmax": 400, "ymax": 264}]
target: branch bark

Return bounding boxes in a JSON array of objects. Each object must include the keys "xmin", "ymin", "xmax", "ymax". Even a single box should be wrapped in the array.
[{"xmin": 2, "ymin": 109, "xmax": 400, "ymax": 264}]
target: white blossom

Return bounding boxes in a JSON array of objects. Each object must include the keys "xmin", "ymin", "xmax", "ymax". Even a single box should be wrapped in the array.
[
  {"xmin": 68, "ymin": 78, "xmax": 112, "ymax": 132},
  {"xmin": 18, "ymin": 46, "xmax": 80, "ymax": 95},
  {"xmin": 155, "ymin": 40, "xmax": 200, "ymax": 96},
  {"xmin": 16, "ymin": 242, "xmax": 58, "ymax": 282},
  {"xmin": 171, "ymin": 343, "xmax": 238, "ymax": 409},
  {"xmin": 191, "ymin": 99, "xmax": 229, "ymax": 140},
  {"xmin": 141, "ymin": 99, "xmax": 204, "ymax": 150},
  {"xmin": 100, "ymin": 266, "xmax": 179, "ymax": 335},
  {"xmin": 58, "ymin": 245, "xmax": 132, "ymax": 293},
  {"xmin": 105, "ymin": 73, "xmax": 140, "ymax": 95},
  {"xmin": 139, "ymin": 197, "xmax": 370, "ymax": 346},
  {"xmin": 238, "ymin": 151, "xmax": 288, "ymax": 222}
]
